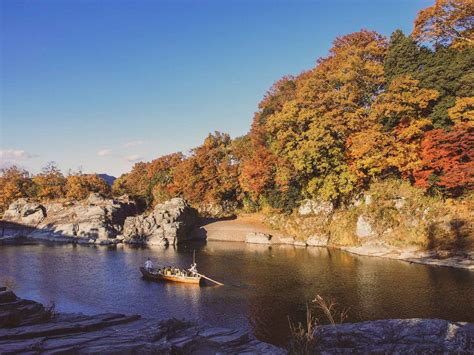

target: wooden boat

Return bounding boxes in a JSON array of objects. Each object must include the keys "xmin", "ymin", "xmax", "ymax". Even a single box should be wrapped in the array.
[
  {"xmin": 140, "ymin": 251, "xmax": 224, "ymax": 286},
  {"xmin": 140, "ymin": 267, "xmax": 202, "ymax": 284}
]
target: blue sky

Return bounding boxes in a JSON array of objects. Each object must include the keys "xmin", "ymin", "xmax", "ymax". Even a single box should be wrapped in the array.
[{"xmin": 1, "ymin": 0, "xmax": 432, "ymax": 177}]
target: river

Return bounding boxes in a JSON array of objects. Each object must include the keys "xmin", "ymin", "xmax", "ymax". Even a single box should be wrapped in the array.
[{"xmin": 0, "ymin": 241, "xmax": 473, "ymax": 346}]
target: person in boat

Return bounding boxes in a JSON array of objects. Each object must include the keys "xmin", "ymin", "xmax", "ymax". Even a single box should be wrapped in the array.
[
  {"xmin": 189, "ymin": 262, "xmax": 197, "ymax": 275},
  {"xmin": 145, "ymin": 258, "xmax": 154, "ymax": 272}
]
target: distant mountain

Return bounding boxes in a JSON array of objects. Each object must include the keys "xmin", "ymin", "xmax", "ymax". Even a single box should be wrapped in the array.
[{"xmin": 97, "ymin": 174, "xmax": 116, "ymax": 186}]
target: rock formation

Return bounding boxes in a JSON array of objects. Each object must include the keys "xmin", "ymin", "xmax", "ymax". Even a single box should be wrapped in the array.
[
  {"xmin": 2, "ymin": 288, "xmax": 473, "ymax": 353},
  {"xmin": 0, "ymin": 288, "xmax": 283, "ymax": 354},
  {"xmin": 122, "ymin": 198, "xmax": 199, "ymax": 246},
  {"xmin": 313, "ymin": 318, "xmax": 474, "ymax": 353},
  {"xmin": 1, "ymin": 195, "xmax": 201, "ymax": 246},
  {"xmin": 1, "ymin": 194, "xmax": 137, "ymax": 245}
]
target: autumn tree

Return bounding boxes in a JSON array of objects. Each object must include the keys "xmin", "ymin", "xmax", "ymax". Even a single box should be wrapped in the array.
[
  {"xmin": 417, "ymin": 46, "xmax": 473, "ymax": 127},
  {"xmin": 264, "ymin": 30, "xmax": 387, "ymax": 202},
  {"xmin": 172, "ymin": 132, "xmax": 240, "ymax": 205},
  {"xmin": 384, "ymin": 28, "xmax": 473, "ymax": 128},
  {"xmin": 448, "ymin": 96, "xmax": 474, "ymax": 123},
  {"xmin": 412, "ymin": 0, "xmax": 474, "ymax": 49},
  {"xmin": 66, "ymin": 173, "xmax": 111, "ymax": 200},
  {"xmin": 0, "ymin": 166, "xmax": 34, "ymax": 213},
  {"xmin": 349, "ymin": 75, "xmax": 439, "ymax": 181},
  {"xmin": 414, "ymin": 123, "xmax": 473, "ymax": 195},
  {"xmin": 149, "ymin": 153, "xmax": 184, "ymax": 204},
  {"xmin": 32, "ymin": 162, "xmax": 67, "ymax": 200}
]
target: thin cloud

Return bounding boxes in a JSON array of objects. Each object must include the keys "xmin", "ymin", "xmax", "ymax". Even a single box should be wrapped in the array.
[
  {"xmin": 97, "ymin": 149, "xmax": 112, "ymax": 157},
  {"xmin": 123, "ymin": 154, "xmax": 143, "ymax": 163},
  {"xmin": 0, "ymin": 149, "xmax": 38, "ymax": 161},
  {"xmin": 123, "ymin": 140, "xmax": 145, "ymax": 148}
]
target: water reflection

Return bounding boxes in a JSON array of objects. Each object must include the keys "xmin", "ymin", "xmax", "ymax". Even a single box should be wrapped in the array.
[{"xmin": 0, "ymin": 242, "xmax": 473, "ymax": 347}]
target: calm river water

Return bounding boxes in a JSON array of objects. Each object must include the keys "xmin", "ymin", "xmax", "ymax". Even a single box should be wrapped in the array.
[{"xmin": 0, "ymin": 242, "xmax": 473, "ymax": 346}]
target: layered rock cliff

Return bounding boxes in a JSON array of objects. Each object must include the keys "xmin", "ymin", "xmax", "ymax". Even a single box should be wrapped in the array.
[
  {"xmin": 0, "ymin": 195, "xmax": 200, "ymax": 246},
  {"xmin": 122, "ymin": 198, "xmax": 199, "ymax": 246}
]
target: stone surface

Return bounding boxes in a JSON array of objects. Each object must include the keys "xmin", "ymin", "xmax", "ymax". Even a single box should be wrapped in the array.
[
  {"xmin": 275, "ymin": 236, "xmax": 295, "ymax": 245},
  {"xmin": 1, "ymin": 194, "xmax": 138, "ymax": 245},
  {"xmin": 123, "ymin": 198, "xmax": 199, "ymax": 245},
  {"xmin": 356, "ymin": 215, "xmax": 375, "ymax": 238},
  {"xmin": 298, "ymin": 199, "xmax": 333, "ymax": 216},
  {"xmin": 0, "ymin": 288, "xmax": 284, "ymax": 354},
  {"xmin": 245, "ymin": 232, "xmax": 272, "ymax": 244},
  {"xmin": 306, "ymin": 233, "xmax": 330, "ymax": 247},
  {"xmin": 313, "ymin": 318, "xmax": 474, "ymax": 353}
]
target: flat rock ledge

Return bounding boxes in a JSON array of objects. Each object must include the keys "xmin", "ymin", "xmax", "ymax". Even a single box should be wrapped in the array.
[
  {"xmin": 1, "ymin": 288, "xmax": 473, "ymax": 353},
  {"xmin": 0, "ymin": 288, "xmax": 283, "ymax": 354},
  {"xmin": 314, "ymin": 318, "xmax": 474, "ymax": 353}
]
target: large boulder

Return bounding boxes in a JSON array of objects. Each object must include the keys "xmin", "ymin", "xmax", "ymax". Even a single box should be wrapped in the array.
[
  {"xmin": 356, "ymin": 215, "xmax": 375, "ymax": 238},
  {"xmin": 122, "ymin": 198, "xmax": 199, "ymax": 246},
  {"xmin": 2, "ymin": 200, "xmax": 46, "ymax": 226},
  {"xmin": 313, "ymin": 319, "xmax": 472, "ymax": 353}
]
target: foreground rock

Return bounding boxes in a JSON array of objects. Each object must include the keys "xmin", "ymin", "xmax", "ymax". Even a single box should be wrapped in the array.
[
  {"xmin": 122, "ymin": 198, "xmax": 199, "ymax": 246},
  {"xmin": 314, "ymin": 318, "xmax": 474, "ymax": 353},
  {"xmin": 1, "ymin": 194, "xmax": 137, "ymax": 245},
  {"xmin": 1, "ymin": 288, "xmax": 473, "ymax": 353},
  {"xmin": 0, "ymin": 288, "xmax": 283, "ymax": 354}
]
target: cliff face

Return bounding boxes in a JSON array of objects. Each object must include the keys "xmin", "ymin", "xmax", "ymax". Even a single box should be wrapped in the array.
[
  {"xmin": 0, "ymin": 195, "xmax": 201, "ymax": 246},
  {"xmin": 122, "ymin": 198, "xmax": 199, "ymax": 246}
]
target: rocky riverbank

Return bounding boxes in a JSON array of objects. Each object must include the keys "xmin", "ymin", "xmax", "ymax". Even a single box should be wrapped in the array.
[
  {"xmin": 1, "ymin": 193, "xmax": 472, "ymax": 270},
  {"xmin": 1, "ymin": 288, "xmax": 473, "ymax": 353},
  {"xmin": 190, "ymin": 214, "xmax": 473, "ymax": 270}
]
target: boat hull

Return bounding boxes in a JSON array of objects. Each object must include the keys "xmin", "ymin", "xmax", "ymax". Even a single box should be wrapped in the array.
[{"xmin": 140, "ymin": 267, "xmax": 201, "ymax": 284}]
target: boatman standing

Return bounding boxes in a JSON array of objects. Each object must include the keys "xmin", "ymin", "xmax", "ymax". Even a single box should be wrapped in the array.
[
  {"xmin": 189, "ymin": 262, "xmax": 197, "ymax": 275},
  {"xmin": 145, "ymin": 258, "xmax": 154, "ymax": 271}
]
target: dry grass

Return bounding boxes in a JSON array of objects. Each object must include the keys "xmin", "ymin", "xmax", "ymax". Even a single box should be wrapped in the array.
[
  {"xmin": 44, "ymin": 301, "xmax": 57, "ymax": 321},
  {"xmin": 287, "ymin": 295, "xmax": 349, "ymax": 354}
]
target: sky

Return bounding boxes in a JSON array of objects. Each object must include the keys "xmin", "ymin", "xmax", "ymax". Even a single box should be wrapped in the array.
[{"xmin": 1, "ymin": 0, "xmax": 432, "ymax": 177}]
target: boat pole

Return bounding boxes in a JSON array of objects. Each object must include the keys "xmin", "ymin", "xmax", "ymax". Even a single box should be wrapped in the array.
[
  {"xmin": 193, "ymin": 250, "xmax": 224, "ymax": 286},
  {"xmin": 198, "ymin": 273, "xmax": 224, "ymax": 286}
]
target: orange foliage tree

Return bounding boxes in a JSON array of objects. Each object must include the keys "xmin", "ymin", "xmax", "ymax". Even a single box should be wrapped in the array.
[
  {"xmin": 0, "ymin": 166, "xmax": 33, "ymax": 213},
  {"xmin": 414, "ymin": 123, "xmax": 474, "ymax": 194},
  {"xmin": 32, "ymin": 162, "xmax": 67, "ymax": 200},
  {"xmin": 172, "ymin": 132, "xmax": 240, "ymax": 205},
  {"xmin": 66, "ymin": 174, "xmax": 111, "ymax": 200}
]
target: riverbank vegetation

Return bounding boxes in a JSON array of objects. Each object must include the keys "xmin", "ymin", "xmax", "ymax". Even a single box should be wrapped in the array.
[
  {"xmin": 1, "ymin": 0, "xmax": 473, "ymax": 243},
  {"xmin": 288, "ymin": 295, "xmax": 349, "ymax": 354}
]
